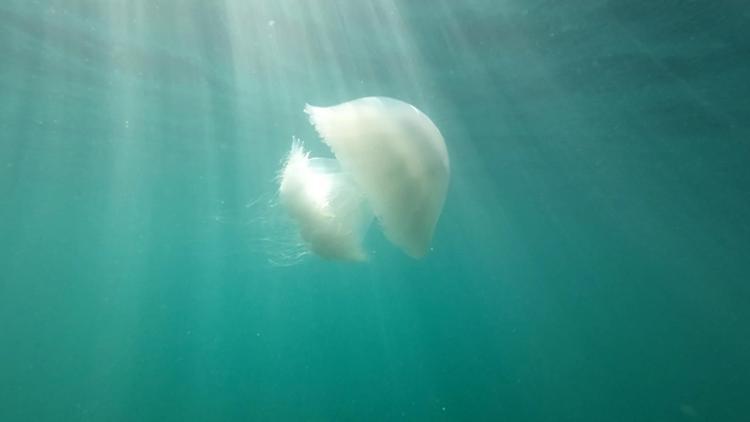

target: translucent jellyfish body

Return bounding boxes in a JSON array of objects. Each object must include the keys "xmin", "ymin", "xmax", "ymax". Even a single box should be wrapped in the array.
[{"xmin": 278, "ymin": 97, "xmax": 449, "ymax": 261}]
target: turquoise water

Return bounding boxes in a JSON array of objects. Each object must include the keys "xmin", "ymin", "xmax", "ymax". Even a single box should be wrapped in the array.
[{"xmin": 2, "ymin": 1, "xmax": 749, "ymax": 420}]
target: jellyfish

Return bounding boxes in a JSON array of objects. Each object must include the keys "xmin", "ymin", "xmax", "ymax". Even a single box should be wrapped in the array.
[{"xmin": 278, "ymin": 97, "xmax": 450, "ymax": 261}]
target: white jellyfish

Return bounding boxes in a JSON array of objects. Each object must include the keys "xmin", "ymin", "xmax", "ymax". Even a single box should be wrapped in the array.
[{"xmin": 278, "ymin": 97, "xmax": 450, "ymax": 261}]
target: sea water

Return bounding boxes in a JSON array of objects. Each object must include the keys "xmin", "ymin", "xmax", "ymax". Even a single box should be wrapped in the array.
[{"xmin": 1, "ymin": 1, "xmax": 749, "ymax": 420}]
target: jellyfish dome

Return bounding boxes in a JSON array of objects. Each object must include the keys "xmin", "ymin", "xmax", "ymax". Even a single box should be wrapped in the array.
[{"xmin": 278, "ymin": 97, "xmax": 450, "ymax": 261}]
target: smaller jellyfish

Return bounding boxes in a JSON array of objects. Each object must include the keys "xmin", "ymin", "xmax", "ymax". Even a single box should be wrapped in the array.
[
  {"xmin": 278, "ymin": 139, "xmax": 372, "ymax": 261},
  {"xmin": 278, "ymin": 97, "xmax": 450, "ymax": 261}
]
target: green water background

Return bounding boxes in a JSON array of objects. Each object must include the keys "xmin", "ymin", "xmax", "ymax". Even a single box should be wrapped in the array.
[{"xmin": 1, "ymin": 1, "xmax": 749, "ymax": 420}]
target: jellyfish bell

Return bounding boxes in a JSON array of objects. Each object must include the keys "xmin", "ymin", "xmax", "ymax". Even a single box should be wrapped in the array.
[
  {"xmin": 306, "ymin": 97, "xmax": 450, "ymax": 258},
  {"xmin": 278, "ymin": 97, "xmax": 450, "ymax": 261}
]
